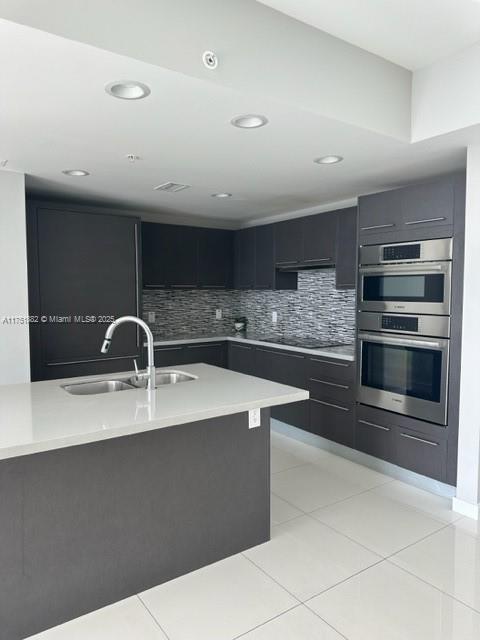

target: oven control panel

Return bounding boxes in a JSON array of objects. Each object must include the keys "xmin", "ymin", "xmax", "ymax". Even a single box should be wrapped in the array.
[
  {"xmin": 383, "ymin": 244, "xmax": 420, "ymax": 262},
  {"xmin": 358, "ymin": 311, "xmax": 450, "ymax": 338},
  {"xmin": 381, "ymin": 315, "xmax": 418, "ymax": 332}
]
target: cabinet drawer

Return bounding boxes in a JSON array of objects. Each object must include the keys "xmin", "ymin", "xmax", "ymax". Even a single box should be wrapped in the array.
[
  {"xmin": 356, "ymin": 416, "xmax": 395, "ymax": 463},
  {"xmin": 228, "ymin": 343, "xmax": 256, "ymax": 375},
  {"xmin": 153, "ymin": 346, "xmax": 188, "ymax": 367},
  {"xmin": 396, "ymin": 428, "xmax": 446, "ymax": 482},
  {"xmin": 309, "ymin": 376, "xmax": 354, "ymax": 404},
  {"xmin": 272, "ymin": 401, "xmax": 309, "ymax": 431},
  {"xmin": 308, "ymin": 356, "xmax": 355, "ymax": 385},
  {"xmin": 309, "ymin": 398, "xmax": 354, "ymax": 448}
]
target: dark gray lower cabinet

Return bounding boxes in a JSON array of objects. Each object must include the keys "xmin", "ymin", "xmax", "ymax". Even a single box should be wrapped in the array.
[
  {"xmin": 355, "ymin": 404, "xmax": 448, "ymax": 482},
  {"xmin": 307, "ymin": 355, "xmax": 355, "ymax": 446},
  {"xmin": 228, "ymin": 343, "xmax": 256, "ymax": 375},
  {"xmin": 153, "ymin": 342, "xmax": 227, "ymax": 368},
  {"xmin": 255, "ymin": 348, "xmax": 310, "ymax": 430}
]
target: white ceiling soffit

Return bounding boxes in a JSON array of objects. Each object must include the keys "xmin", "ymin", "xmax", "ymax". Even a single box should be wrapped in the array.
[
  {"xmin": 257, "ymin": 0, "xmax": 480, "ymax": 71},
  {"xmin": 0, "ymin": 18, "xmax": 469, "ymax": 226},
  {"xmin": 0, "ymin": 0, "xmax": 411, "ymax": 141}
]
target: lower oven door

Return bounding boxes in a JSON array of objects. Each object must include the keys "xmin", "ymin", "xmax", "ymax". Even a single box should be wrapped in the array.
[{"xmin": 358, "ymin": 331, "xmax": 449, "ymax": 425}]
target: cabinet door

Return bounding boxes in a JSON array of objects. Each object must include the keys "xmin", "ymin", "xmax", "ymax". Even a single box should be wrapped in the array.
[
  {"xmin": 228, "ymin": 343, "xmax": 256, "ymax": 375},
  {"xmin": 309, "ymin": 398, "xmax": 354, "ymax": 447},
  {"xmin": 402, "ymin": 177, "xmax": 454, "ymax": 232},
  {"xmin": 153, "ymin": 346, "xmax": 188, "ymax": 367},
  {"xmin": 335, "ymin": 208, "xmax": 358, "ymax": 289},
  {"xmin": 396, "ymin": 428, "xmax": 446, "ymax": 482},
  {"xmin": 142, "ymin": 222, "xmax": 168, "ymax": 288},
  {"xmin": 302, "ymin": 212, "xmax": 337, "ymax": 266},
  {"xmin": 254, "ymin": 225, "xmax": 275, "ymax": 289},
  {"xmin": 29, "ymin": 206, "xmax": 140, "ymax": 380},
  {"xmin": 358, "ymin": 189, "xmax": 402, "ymax": 242},
  {"xmin": 274, "ymin": 219, "xmax": 303, "ymax": 266},
  {"xmin": 184, "ymin": 343, "xmax": 227, "ymax": 367},
  {"xmin": 265, "ymin": 349, "xmax": 309, "ymax": 429},
  {"xmin": 234, "ymin": 228, "xmax": 255, "ymax": 289},
  {"xmin": 198, "ymin": 229, "xmax": 233, "ymax": 289},
  {"xmin": 161, "ymin": 225, "xmax": 199, "ymax": 288}
]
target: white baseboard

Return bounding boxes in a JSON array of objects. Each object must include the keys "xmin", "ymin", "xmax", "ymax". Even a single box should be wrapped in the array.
[{"xmin": 452, "ymin": 497, "xmax": 480, "ymax": 520}]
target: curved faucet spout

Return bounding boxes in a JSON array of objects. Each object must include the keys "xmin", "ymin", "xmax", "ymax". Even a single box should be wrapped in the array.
[{"xmin": 100, "ymin": 316, "xmax": 156, "ymax": 390}]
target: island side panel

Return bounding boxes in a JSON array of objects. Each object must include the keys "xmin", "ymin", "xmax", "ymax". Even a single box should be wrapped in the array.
[{"xmin": 0, "ymin": 409, "xmax": 270, "ymax": 640}]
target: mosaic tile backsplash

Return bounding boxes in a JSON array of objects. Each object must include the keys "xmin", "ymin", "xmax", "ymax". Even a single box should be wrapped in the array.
[{"xmin": 143, "ymin": 270, "xmax": 356, "ymax": 343}]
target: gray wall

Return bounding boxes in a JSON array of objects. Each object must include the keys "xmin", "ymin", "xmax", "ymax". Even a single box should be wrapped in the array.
[{"xmin": 143, "ymin": 270, "xmax": 355, "ymax": 343}]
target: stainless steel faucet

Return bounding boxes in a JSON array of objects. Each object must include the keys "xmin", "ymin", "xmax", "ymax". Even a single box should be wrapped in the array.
[{"xmin": 101, "ymin": 316, "xmax": 156, "ymax": 390}]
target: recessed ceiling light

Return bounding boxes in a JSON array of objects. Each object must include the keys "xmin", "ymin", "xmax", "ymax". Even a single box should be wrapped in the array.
[
  {"xmin": 62, "ymin": 169, "xmax": 90, "ymax": 177},
  {"xmin": 212, "ymin": 192, "xmax": 232, "ymax": 198},
  {"xmin": 105, "ymin": 81, "xmax": 151, "ymax": 100},
  {"xmin": 231, "ymin": 114, "xmax": 268, "ymax": 129},
  {"xmin": 314, "ymin": 155, "xmax": 343, "ymax": 165}
]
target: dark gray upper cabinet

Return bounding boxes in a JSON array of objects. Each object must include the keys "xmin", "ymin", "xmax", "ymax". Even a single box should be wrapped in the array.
[
  {"xmin": 402, "ymin": 178, "xmax": 454, "ymax": 229},
  {"xmin": 303, "ymin": 212, "xmax": 337, "ymax": 266},
  {"xmin": 234, "ymin": 226, "xmax": 297, "ymax": 290},
  {"xmin": 358, "ymin": 189, "xmax": 402, "ymax": 241},
  {"xmin": 27, "ymin": 202, "xmax": 141, "ymax": 381},
  {"xmin": 161, "ymin": 225, "xmax": 198, "ymax": 288},
  {"xmin": 234, "ymin": 228, "xmax": 256, "ymax": 289},
  {"xmin": 254, "ymin": 225, "xmax": 275, "ymax": 289},
  {"xmin": 198, "ymin": 228, "xmax": 233, "ymax": 289},
  {"xmin": 335, "ymin": 208, "xmax": 358, "ymax": 289},
  {"xmin": 143, "ymin": 222, "xmax": 233, "ymax": 289},
  {"xmin": 358, "ymin": 173, "xmax": 464, "ymax": 245},
  {"xmin": 274, "ymin": 219, "xmax": 303, "ymax": 266}
]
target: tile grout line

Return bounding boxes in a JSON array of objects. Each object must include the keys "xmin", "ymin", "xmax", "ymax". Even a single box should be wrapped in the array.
[
  {"xmin": 241, "ymin": 553, "xmax": 303, "ymax": 604},
  {"xmin": 383, "ymin": 520, "xmax": 453, "ymax": 560},
  {"xmin": 386, "ymin": 558, "xmax": 480, "ymax": 616},
  {"xmin": 303, "ymin": 557, "xmax": 387, "ymax": 604},
  {"xmin": 307, "ymin": 607, "xmax": 351, "ymax": 640},
  {"xmin": 231, "ymin": 603, "xmax": 302, "ymax": 640},
  {"xmin": 136, "ymin": 594, "xmax": 172, "ymax": 640}
]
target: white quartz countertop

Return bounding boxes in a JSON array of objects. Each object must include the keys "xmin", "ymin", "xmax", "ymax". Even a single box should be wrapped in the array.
[
  {"xmin": 0, "ymin": 364, "xmax": 308, "ymax": 461},
  {"xmin": 150, "ymin": 334, "xmax": 355, "ymax": 361}
]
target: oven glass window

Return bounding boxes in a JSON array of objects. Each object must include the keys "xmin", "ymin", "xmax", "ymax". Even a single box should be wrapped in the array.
[
  {"xmin": 361, "ymin": 341, "xmax": 442, "ymax": 402},
  {"xmin": 363, "ymin": 273, "xmax": 444, "ymax": 303}
]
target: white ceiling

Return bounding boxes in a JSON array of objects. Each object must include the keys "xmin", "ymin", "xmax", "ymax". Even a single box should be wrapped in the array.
[
  {"xmin": 0, "ymin": 18, "xmax": 470, "ymax": 227},
  {"xmin": 257, "ymin": 0, "xmax": 480, "ymax": 70}
]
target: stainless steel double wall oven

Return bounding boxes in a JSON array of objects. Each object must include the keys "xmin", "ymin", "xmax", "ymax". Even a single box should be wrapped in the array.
[{"xmin": 358, "ymin": 238, "xmax": 452, "ymax": 425}]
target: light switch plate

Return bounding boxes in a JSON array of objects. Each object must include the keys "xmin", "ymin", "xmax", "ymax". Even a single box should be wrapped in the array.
[
  {"xmin": 215, "ymin": 309, "xmax": 222, "ymax": 320},
  {"xmin": 147, "ymin": 312, "xmax": 155, "ymax": 323},
  {"xmin": 248, "ymin": 408, "xmax": 261, "ymax": 429},
  {"xmin": 272, "ymin": 311, "xmax": 278, "ymax": 324}
]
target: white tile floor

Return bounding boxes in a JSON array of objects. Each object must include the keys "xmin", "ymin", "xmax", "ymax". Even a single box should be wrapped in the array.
[{"xmin": 29, "ymin": 429, "xmax": 479, "ymax": 640}]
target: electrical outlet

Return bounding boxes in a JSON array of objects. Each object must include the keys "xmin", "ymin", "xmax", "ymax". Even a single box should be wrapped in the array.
[
  {"xmin": 147, "ymin": 312, "xmax": 155, "ymax": 324},
  {"xmin": 272, "ymin": 311, "xmax": 278, "ymax": 324},
  {"xmin": 215, "ymin": 309, "xmax": 222, "ymax": 320},
  {"xmin": 248, "ymin": 408, "xmax": 261, "ymax": 429}
]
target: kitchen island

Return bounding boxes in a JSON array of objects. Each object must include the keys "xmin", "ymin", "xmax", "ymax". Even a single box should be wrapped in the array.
[{"xmin": 0, "ymin": 364, "xmax": 308, "ymax": 640}]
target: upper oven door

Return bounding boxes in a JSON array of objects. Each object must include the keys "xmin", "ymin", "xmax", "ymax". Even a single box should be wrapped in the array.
[
  {"xmin": 358, "ymin": 262, "xmax": 451, "ymax": 314},
  {"xmin": 358, "ymin": 332, "xmax": 449, "ymax": 425}
]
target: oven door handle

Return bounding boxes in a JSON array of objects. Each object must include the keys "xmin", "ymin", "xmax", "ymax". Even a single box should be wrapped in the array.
[
  {"xmin": 358, "ymin": 332, "xmax": 444, "ymax": 349},
  {"xmin": 359, "ymin": 263, "xmax": 448, "ymax": 275}
]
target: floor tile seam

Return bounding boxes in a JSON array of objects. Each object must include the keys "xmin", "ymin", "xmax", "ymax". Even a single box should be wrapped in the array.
[
  {"xmin": 136, "ymin": 594, "xmax": 172, "ymax": 640},
  {"xmin": 306, "ymin": 607, "xmax": 351, "ymax": 640},
  {"xmin": 241, "ymin": 553, "xmax": 303, "ymax": 604},
  {"xmin": 230, "ymin": 603, "xmax": 302, "ymax": 640},
  {"xmin": 384, "ymin": 558, "xmax": 480, "ymax": 616},
  {"xmin": 384, "ymin": 520, "xmax": 455, "ymax": 559},
  {"xmin": 302, "ymin": 557, "xmax": 386, "ymax": 604}
]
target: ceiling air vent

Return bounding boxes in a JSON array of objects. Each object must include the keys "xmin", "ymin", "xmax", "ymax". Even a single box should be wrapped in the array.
[{"xmin": 154, "ymin": 182, "xmax": 191, "ymax": 193}]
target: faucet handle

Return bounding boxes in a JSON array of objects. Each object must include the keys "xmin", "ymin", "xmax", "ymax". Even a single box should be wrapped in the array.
[{"xmin": 133, "ymin": 359, "xmax": 140, "ymax": 379}]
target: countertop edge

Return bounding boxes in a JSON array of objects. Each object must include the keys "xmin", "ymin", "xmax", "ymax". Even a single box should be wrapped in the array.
[
  {"xmin": 0, "ymin": 386, "xmax": 308, "ymax": 462},
  {"xmin": 149, "ymin": 335, "xmax": 355, "ymax": 361}
]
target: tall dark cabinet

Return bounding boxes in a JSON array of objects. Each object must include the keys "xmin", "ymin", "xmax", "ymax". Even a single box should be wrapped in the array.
[{"xmin": 27, "ymin": 201, "xmax": 141, "ymax": 381}]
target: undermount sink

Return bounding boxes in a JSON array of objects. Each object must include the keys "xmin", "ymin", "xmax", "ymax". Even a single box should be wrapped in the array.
[
  {"xmin": 62, "ymin": 370, "xmax": 196, "ymax": 395},
  {"xmin": 129, "ymin": 370, "xmax": 196, "ymax": 388},
  {"xmin": 62, "ymin": 379, "xmax": 135, "ymax": 396}
]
